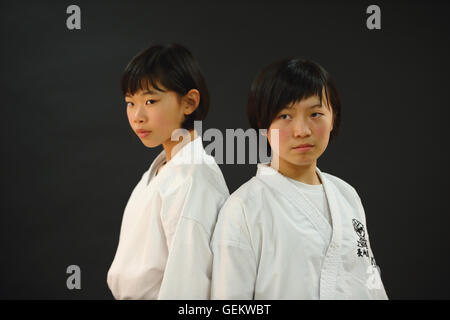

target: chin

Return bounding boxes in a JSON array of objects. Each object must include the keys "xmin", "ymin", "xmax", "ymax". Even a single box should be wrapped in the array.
[
  {"xmin": 285, "ymin": 156, "xmax": 316, "ymax": 167},
  {"xmin": 141, "ymin": 139, "xmax": 161, "ymax": 148}
]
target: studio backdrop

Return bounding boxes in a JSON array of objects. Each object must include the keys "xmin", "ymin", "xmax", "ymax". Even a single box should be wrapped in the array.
[{"xmin": 1, "ymin": 0, "xmax": 449, "ymax": 299}]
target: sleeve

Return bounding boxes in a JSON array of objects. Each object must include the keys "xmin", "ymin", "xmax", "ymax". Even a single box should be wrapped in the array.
[
  {"xmin": 106, "ymin": 179, "xmax": 166, "ymax": 300},
  {"xmin": 157, "ymin": 174, "xmax": 227, "ymax": 300},
  {"xmin": 210, "ymin": 196, "xmax": 257, "ymax": 300}
]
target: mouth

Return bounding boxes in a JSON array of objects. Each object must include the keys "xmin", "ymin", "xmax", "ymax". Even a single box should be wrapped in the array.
[
  {"xmin": 136, "ymin": 129, "xmax": 151, "ymax": 138},
  {"xmin": 292, "ymin": 144, "xmax": 314, "ymax": 152}
]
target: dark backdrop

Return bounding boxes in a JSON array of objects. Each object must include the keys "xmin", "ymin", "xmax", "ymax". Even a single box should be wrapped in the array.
[{"xmin": 1, "ymin": 0, "xmax": 449, "ymax": 299}]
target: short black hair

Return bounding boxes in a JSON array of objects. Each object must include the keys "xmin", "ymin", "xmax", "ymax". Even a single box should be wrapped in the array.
[
  {"xmin": 120, "ymin": 43, "xmax": 209, "ymax": 130},
  {"xmin": 247, "ymin": 58, "xmax": 341, "ymax": 141}
]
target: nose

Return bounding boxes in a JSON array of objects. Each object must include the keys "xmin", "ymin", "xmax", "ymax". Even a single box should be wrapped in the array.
[
  {"xmin": 293, "ymin": 117, "xmax": 311, "ymax": 138},
  {"xmin": 132, "ymin": 104, "xmax": 147, "ymax": 123}
]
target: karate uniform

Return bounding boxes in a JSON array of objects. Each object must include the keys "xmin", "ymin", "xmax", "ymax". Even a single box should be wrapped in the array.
[
  {"xmin": 107, "ymin": 136, "xmax": 229, "ymax": 299},
  {"xmin": 211, "ymin": 163, "xmax": 388, "ymax": 300}
]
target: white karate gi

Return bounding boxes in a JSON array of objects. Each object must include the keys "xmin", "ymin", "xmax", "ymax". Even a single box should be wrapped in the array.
[
  {"xmin": 211, "ymin": 163, "xmax": 388, "ymax": 300},
  {"xmin": 107, "ymin": 136, "xmax": 229, "ymax": 299}
]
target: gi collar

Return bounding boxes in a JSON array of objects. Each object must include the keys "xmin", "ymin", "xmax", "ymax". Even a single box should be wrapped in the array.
[
  {"xmin": 255, "ymin": 162, "xmax": 342, "ymax": 250},
  {"xmin": 146, "ymin": 136, "xmax": 203, "ymax": 185}
]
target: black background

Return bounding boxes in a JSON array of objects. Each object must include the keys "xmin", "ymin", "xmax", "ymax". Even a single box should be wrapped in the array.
[{"xmin": 1, "ymin": 0, "xmax": 449, "ymax": 299}]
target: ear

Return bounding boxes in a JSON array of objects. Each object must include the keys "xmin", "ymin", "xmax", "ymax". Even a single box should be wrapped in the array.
[
  {"xmin": 182, "ymin": 89, "xmax": 200, "ymax": 116},
  {"xmin": 330, "ymin": 113, "xmax": 335, "ymax": 133}
]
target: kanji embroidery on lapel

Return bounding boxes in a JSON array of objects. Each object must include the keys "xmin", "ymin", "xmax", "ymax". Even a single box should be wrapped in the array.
[{"xmin": 352, "ymin": 218, "xmax": 369, "ymax": 258}]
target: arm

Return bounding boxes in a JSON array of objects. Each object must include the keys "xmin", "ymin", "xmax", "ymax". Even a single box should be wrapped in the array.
[
  {"xmin": 157, "ymin": 174, "xmax": 227, "ymax": 299},
  {"xmin": 210, "ymin": 197, "xmax": 257, "ymax": 300}
]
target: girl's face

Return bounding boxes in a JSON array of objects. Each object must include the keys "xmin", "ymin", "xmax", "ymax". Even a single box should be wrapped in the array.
[
  {"xmin": 267, "ymin": 93, "xmax": 334, "ymax": 169},
  {"xmin": 125, "ymin": 84, "xmax": 186, "ymax": 148}
]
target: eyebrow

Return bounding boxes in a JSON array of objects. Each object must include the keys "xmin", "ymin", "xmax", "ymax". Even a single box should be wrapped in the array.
[
  {"xmin": 125, "ymin": 90, "xmax": 159, "ymax": 98},
  {"xmin": 286, "ymin": 103, "xmax": 322, "ymax": 109}
]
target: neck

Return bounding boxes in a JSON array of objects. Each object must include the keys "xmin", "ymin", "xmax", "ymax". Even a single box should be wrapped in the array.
[
  {"xmin": 271, "ymin": 156, "xmax": 321, "ymax": 185},
  {"xmin": 162, "ymin": 129, "xmax": 197, "ymax": 162}
]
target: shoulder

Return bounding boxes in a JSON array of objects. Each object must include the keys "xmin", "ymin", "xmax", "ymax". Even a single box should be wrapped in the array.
[
  {"xmin": 320, "ymin": 170, "xmax": 359, "ymax": 197},
  {"xmin": 159, "ymin": 161, "xmax": 229, "ymax": 197},
  {"xmin": 217, "ymin": 177, "xmax": 267, "ymax": 225},
  {"xmin": 157, "ymin": 162, "xmax": 230, "ymax": 235},
  {"xmin": 228, "ymin": 176, "xmax": 266, "ymax": 207},
  {"xmin": 320, "ymin": 170, "xmax": 366, "ymax": 220}
]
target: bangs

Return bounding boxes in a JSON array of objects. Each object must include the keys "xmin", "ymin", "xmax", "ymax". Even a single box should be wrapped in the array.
[
  {"xmin": 276, "ymin": 59, "xmax": 332, "ymax": 112},
  {"xmin": 120, "ymin": 66, "xmax": 168, "ymax": 96},
  {"xmin": 120, "ymin": 46, "xmax": 176, "ymax": 95}
]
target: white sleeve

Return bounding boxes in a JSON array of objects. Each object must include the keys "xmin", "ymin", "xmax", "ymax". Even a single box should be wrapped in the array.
[
  {"xmin": 210, "ymin": 197, "xmax": 257, "ymax": 300},
  {"xmin": 106, "ymin": 183, "xmax": 166, "ymax": 300},
  {"xmin": 157, "ymin": 175, "xmax": 227, "ymax": 299}
]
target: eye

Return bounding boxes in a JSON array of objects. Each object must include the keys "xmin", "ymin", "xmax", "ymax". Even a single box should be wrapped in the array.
[
  {"xmin": 279, "ymin": 114, "xmax": 292, "ymax": 120},
  {"xmin": 146, "ymin": 99, "xmax": 157, "ymax": 105},
  {"xmin": 126, "ymin": 101, "xmax": 134, "ymax": 107},
  {"xmin": 311, "ymin": 112, "xmax": 323, "ymax": 118}
]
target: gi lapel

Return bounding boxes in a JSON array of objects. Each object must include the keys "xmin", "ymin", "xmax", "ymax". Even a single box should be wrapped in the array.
[
  {"xmin": 316, "ymin": 168, "xmax": 342, "ymax": 250},
  {"xmin": 256, "ymin": 164, "xmax": 332, "ymax": 246},
  {"xmin": 146, "ymin": 150, "xmax": 167, "ymax": 185},
  {"xmin": 315, "ymin": 168, "xmax": 343, "ymax": 299}
]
